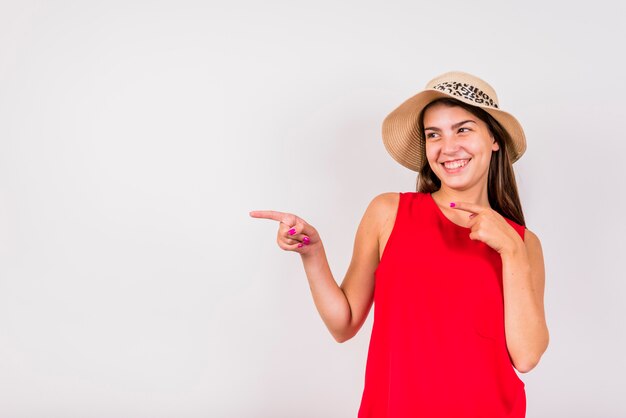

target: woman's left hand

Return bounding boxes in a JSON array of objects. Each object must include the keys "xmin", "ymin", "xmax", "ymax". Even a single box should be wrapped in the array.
[{"xmin": 450, "ymin": 201, "xmax": 523, "ymax": 256}]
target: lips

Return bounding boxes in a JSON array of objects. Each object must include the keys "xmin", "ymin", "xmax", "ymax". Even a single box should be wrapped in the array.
[{"xmin": 441, "ymin": 158, "xmax": 470, "ymax": 170}]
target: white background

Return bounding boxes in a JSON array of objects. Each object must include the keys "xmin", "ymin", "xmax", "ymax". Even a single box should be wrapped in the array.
[{"xmin": 1, "ymin": 1, "xmax": 625, "ymax": 417}]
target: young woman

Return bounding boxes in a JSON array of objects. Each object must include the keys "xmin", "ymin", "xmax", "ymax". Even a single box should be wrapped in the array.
[{"xmin": 250, "ymin": 71, "xmax": 549, "ymax": 417}]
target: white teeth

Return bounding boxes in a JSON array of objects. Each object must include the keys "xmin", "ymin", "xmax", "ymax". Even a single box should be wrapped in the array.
[{"xmin": 443, "ymin": 159, "xmax": 469, "ymax": 169}]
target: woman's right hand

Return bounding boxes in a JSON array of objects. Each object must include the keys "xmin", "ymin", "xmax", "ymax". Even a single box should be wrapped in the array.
[{"xmin": 249, "ymin": 210, "xmax": 321, "ymax": 255}]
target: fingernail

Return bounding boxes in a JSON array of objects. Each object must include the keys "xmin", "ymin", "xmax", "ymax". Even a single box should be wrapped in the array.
[
  {"xmin": 449, "ymin": 202, "xmax": 455, "ymax": 207},
  {"xmin": 297, "ymin": 243, "xmax": 304, "ymax": 248},
  {"xmin": 303, "ymin": 236, "xmax": 310, "ymax": 245},
  {"xmin": 288, "ymin": 228, "xmax": 296, "ymax": 235}
]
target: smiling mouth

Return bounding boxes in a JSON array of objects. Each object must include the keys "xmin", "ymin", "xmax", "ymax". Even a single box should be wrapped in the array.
[{"xmin": 441, "ymin": 158, "xmax": 471, "ymax": 170}]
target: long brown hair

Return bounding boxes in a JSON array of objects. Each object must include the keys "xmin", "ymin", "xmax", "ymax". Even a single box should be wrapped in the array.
[{"xmin": 415, "ymin": 98, "xmax": 526, "ymax": 226}]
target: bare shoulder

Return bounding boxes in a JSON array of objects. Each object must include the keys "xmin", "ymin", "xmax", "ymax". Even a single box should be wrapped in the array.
[
  {"xmin": 366, "ymin": 192, "xmax": 400, "ymax": 230},
  {"xmin": 368, "ymin": 192, "xmax": 400, "ymax": 216},
  {"xmin": 523, "ymin": 228, "xmax": 543, "ymax": 251},
  {"xmin": 366, "ymin": 193, "xmax": 401, "ymax": 258},
  {"xmin": 523, "ymin": 227, "xmax": 545, "ymax": 282}
]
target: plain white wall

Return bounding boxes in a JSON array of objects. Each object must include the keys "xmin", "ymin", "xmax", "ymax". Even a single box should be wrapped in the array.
[{"xmin": 1, "ymin": 0, "xmax": 624, "ymax": 417}]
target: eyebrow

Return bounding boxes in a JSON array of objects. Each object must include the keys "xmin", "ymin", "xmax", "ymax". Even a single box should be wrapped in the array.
[{"xmin": 424, "ymin": 119, "xmax": 477, "ymax": 131}]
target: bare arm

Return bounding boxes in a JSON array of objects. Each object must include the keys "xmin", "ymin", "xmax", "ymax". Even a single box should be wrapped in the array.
[
  {"xmin": 501, "ymin": 228, "xmax": 550, "ymax": 373},
  {"xmin": 449, "ymin": 201, "xmax": 550, "ymax": 372},
  {"xmin": 251, "ymin": 193, "xmax": 395, "ymax": 343},
  {"xmin": 300, "ymin": 193, "xmax": 394, "ymax": 342}
]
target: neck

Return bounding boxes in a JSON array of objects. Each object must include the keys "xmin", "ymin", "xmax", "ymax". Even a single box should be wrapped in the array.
[{"xmin": 434, "ymin": 184, "xmax": 490, "ymax": 207}]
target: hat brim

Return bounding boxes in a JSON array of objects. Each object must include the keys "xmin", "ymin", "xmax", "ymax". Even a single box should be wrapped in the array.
[{"xmin": 382, "ymin": 89, "xmax": 527, "ymax": 172}]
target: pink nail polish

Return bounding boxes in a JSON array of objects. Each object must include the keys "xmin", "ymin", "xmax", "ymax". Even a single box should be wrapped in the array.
[
  {"xmin": 297, "ymin": 243, "xmax": 304, "ymax": 248},
  {"xmin": 449, "ymin": 202, "xmax": 455, "ymax": 207},
  {"xmin": 288, "ymin": 228, "xmax": 296, "ymax": 235},
  {"xmin": 303, "ymin": 236, "xmax": 310, "ymax": 244}
]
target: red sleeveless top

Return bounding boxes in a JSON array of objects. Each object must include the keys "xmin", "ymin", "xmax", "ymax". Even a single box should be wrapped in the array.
[{"xmin": 358, "ymin": 192, "xmax": 526, "ymax": 417}]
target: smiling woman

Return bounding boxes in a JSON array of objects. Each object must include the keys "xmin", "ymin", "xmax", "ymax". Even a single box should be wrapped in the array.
[
  {"xmin": 414, "ymin": 96, "xmax": 526, "ymax": 228},
  {"xmin": 425, "ymin": 106, "xmax": 498, "ymax": 192},
  {"xmin": 250, "ymin": 71, "xmax": 549, "ymax": 418}
]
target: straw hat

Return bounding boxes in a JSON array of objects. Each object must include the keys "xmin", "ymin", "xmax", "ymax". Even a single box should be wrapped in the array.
[{"xmin": 382, "ymin": 71, "xmax": 526, "ymax": 172}]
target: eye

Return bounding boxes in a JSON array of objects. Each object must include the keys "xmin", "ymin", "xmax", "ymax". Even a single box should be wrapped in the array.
[
  {"xmin": 458, "ymin": 127, "xmax": 471, "ymax": 133},
  {"xmin": 425, "ymin": 132, "xmax": 439, "ymax": 139}
]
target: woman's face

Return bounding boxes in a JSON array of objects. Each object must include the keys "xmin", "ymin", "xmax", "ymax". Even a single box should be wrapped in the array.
[{"xmin": 423, "ymin": 103, "xmax": 499, "ymax": 191}]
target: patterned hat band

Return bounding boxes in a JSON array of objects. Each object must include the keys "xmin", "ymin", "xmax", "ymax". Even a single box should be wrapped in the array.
[
  {"xmin": 381, "ymin": 71, "xmax": 527, "ymax": 172},
  {"xmin": 432, "ymin": 81, "xmax": 499, "ymax": 109}
]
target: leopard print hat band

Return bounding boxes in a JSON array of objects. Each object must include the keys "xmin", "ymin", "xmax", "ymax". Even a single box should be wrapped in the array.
[{"xmin": 381, "ymin": 71, "xmax": 527, "ymax": 172}]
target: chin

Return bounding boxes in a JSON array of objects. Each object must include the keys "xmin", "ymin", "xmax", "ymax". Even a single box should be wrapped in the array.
[
  {"xmin": 444, "ymin": 182, "xmax": 471, "ymax": 191},
  {"xmin": 436, "ymin": 175, "xmax": 472, "ymax": 190}
]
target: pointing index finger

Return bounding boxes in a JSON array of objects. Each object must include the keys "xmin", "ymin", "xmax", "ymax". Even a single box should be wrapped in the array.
[
  {"xmin": 249, "ymin": 210, "xmax": 287, "ymax": 222},
  {"xmin": 449, "ymin": 201, "xmax": 487, "ymax": 214}
]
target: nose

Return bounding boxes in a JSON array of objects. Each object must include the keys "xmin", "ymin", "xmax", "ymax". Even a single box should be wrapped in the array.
[{"xmin": 441, "ymin": 134, "xmax": 461, "ymax": 155}]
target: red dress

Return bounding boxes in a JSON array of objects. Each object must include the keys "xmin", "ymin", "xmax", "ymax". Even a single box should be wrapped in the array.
[{"xmin": 358, "ymin": 192, "xmax": 526, "ymax": 418}]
